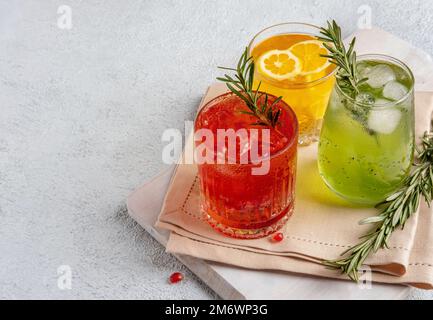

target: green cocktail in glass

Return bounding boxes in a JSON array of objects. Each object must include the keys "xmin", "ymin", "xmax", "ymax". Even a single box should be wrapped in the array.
[{"xmin": 318, "ymin": 54, "xmax": 415, "ymax": 205}]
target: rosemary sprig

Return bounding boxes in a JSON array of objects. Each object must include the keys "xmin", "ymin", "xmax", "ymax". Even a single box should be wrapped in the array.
[
  {"xmin": 324, "ymin": 132, "xmax": 433, "ymax": 281},
  {"xmin": 217, "ymin": 48, "xmax": 282, "ymax": 128},
  {"xmin": 318, "ymin": 20, "xmax": 375, "ymax": 134},
  {"xmin": 317, "ymin": 20, "xmax": 368, "ymax": 97}
]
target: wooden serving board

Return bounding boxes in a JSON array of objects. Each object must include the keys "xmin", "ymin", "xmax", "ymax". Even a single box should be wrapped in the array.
[{"xmin": 127, "ymin": 27, "xmax": 433, "ymax": 299}]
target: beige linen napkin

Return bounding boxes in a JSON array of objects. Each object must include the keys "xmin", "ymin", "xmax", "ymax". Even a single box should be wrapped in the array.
[{"xmin": 156, "ymin": 83, "xmax": 433, "ymax": 289}]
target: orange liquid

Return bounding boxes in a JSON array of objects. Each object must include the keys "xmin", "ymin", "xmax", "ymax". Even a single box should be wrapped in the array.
[{"xmin": 250, "ymin": 34, "xmax": 336, "ymax": 145}]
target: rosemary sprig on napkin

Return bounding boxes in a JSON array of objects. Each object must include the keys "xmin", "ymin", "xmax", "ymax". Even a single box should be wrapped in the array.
[
  {"xmin": 324, "ymin": 132, "xmax": 433, "ymax": 281},
  {"xmin": 217, "ymin": 48, "xmax": 282, "ymax": 128}
]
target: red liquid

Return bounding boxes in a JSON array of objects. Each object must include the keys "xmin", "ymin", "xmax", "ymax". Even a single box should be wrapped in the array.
[{"xmin": 194, "ymin": 92, "xmax": 298, "ymax": 239}]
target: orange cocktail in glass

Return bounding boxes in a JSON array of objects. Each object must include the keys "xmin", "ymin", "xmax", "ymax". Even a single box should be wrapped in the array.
[
  {"xmin": 249, "ymin": 23, "xmax": 336, "ymax": 145},
  {"xmin": 194, "ymin": 92, "xmax": 298, "ymax": 239}
]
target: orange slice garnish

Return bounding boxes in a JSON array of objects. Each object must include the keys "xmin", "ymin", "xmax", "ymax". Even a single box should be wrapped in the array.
[
  {"xmin": 257, "ymin": 49, "xmax": 301, "ymax": 81},
  {"xmin": 288, "ymin": 40, "xmax": 331, "ymax": 76}
]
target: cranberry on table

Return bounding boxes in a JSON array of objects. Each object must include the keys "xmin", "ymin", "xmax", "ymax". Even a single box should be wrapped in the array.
[
  {"xmin": 169, "ymin": 272, "xmax": 184, "ymax": 284},
  {"xmin": 272, "ymin": 232, "xmax": 284, "ymax": 242}
]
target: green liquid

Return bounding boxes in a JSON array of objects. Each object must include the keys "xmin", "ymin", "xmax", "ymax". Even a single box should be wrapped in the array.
[{"xmin": 318, "ymin": 59, "xmax": 414, "ymax": 205}]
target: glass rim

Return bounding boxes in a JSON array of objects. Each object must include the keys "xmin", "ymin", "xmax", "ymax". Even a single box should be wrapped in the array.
[
  {"xmin": 335, "ymin": 53, "xmax": 415, "ymax": 109},
  {"xmin": 247, "ymin": 22, "xmax": 337, "ymax": 86},
  {"xmin": 194, "ymin": 91, "xmax": 299, "ymax": 163}
]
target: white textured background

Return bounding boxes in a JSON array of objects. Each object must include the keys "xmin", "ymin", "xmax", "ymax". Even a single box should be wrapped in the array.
[{"xmin": 1, "ymin": 0, "xmax": 432, "ymax": 299}]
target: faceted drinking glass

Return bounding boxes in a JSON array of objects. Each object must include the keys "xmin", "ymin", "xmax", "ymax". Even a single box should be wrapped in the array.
[{"xmin": 194, "ymin": 92, "xmax": 298, "ymax": 239}]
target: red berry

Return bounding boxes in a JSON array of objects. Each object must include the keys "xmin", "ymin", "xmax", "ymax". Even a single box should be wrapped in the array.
[
  {"xmin": 272, "ymin": 232, "xmax": 284, "ymax": 242},
  {"xmin": 169, "ymin": 272, "xmax": 184, "ymax": 284}
]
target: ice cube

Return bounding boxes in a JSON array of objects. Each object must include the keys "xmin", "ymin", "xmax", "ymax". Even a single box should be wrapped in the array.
[
  {"xmin": 374, "ymin": 98, "xmax": 392, "ymax": 105},
  {"xmin": 357, "ymin": 64, "xmax": 372, "ymax": 79},
  {"xmin": 365, "ymin": 65, "xmax": 396, "ymax": 88},
  {"xmin": 367, "ymin": 108, "xmax": 401, "ymax": 134},
  {"xmin": 355, "ymin": 92, "xmax": 375, "ymax": 105},
  {"xmin": 382, "ymin": 81, "xmax": 408, "ymax": 101}
]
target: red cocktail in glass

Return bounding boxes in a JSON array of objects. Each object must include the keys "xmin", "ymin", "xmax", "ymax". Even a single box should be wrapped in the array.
[{"xmin": 194, "ymin": 92, "xmax": 298, "ymax": 239}]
